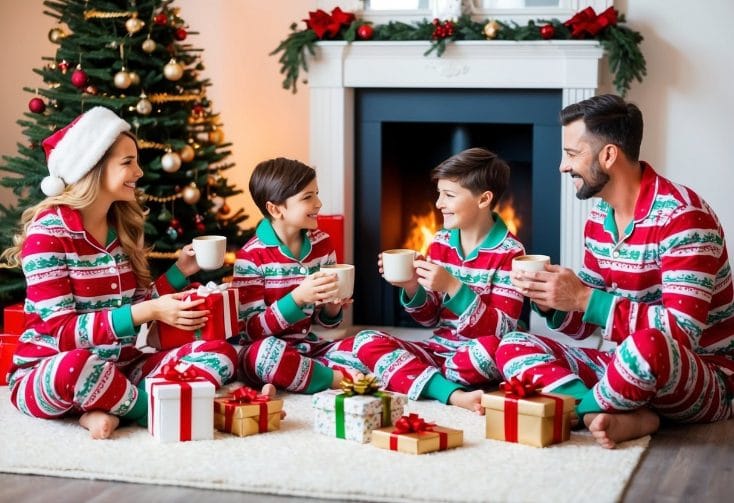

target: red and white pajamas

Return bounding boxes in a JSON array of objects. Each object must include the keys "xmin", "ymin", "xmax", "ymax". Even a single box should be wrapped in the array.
[
  {"xmin": 8, "ymin": 206, "xmax": 237, "ymax": 421},
  {"xmin": 353, "ymin": 217, "xmax": 525, "ymax": 399},
  {"xmin": 232, "ymin": 220, "xmax": 367, "ymax": 393},
  {"xmin": 496, "ymin": 164, "xmax": 734, "ymax": 422}
]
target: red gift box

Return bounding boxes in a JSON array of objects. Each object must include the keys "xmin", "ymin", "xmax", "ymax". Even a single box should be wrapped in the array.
[
  {"xmin": 3, "ymin": 303, "xmax": 25, "ymax": 336},
  {"xmin": 154, "ymin": 282, "xmax": 239, "ymax": 350},
  {"xmin": 0, "ymin": 334, "xmax": 19, "ymax": 386}
]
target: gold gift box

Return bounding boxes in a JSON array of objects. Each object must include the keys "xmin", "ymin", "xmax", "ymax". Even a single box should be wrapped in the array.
[
  {"xmin": 371, "ymin": 425, "xmax": 463, "ymax": 454},
  {"xmin": 213, "ymin": 397, "xmax": 283, "ymax": 437},
  {"xmin": 481, "ymin": 390, "xmax": 575, "ymax": 447}
]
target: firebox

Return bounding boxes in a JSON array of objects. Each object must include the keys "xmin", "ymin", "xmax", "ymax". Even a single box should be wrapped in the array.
[{"xmin": 353, "ymin": 88, "xmax": 562, "ymax": 327}]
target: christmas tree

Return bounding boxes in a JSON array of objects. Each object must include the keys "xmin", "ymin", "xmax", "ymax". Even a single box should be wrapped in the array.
[{"xmin": 0, "ymin": 0, "xmax": 250, "ymax": 302}]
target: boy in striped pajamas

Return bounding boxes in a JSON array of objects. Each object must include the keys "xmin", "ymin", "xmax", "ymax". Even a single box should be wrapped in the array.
[
  {"xmin": 0, "ymin": 107, "xmax": 238, "ymax": 439},
  {"xmin": 232, "ymin": 158, "xmax": 365, "ymax": 393},
  {"xmin": 499, "ymin": 95, "xmax": 734, "ymax": 448},
  {"xmin": 352, "ymin": 148, "xmax": 526, "ymax": 412}
]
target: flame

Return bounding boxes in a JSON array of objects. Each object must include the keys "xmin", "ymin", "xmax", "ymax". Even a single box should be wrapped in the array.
[
  {"xmin": 401, "ymin": 210, "xmax": 439, "ymax": 256},
  {"xmin": 497, "ymin": 198, "xmax": 521, "ymax": 236}
]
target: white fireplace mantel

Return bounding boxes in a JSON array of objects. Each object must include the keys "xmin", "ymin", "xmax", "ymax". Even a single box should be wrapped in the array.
[{"xmin": 307, "ymin": 40, "xmax": 604, "ymax": 277}]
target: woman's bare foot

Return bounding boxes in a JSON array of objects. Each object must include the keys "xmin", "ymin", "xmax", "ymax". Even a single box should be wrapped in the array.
[
  {"xmin": 448, "ymin": 389, "xmax": 485, "ymax": 415},
  {"xmin": 260, "ymin": 383, "xmax": 286, "ymax": 419},
  {"xmin": 583, "ymin": 408, "xmax": 660, "ymax": 449},
  {"xmin": 79, "ymin": 411, "xmax": 120, "ymax": 439}
]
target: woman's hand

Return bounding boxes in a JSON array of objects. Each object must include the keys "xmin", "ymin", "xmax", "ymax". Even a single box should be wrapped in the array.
[
  {"xmin": 291, "ymin": 271, "xmax": 339, "ymax": 307},
  {"xmin": 153, "ymin": 291, "xmax": 209, "ymax": 331},
  {"xmin": 175, "ymin": 244, "xmax": 200, "ymax": 277}
]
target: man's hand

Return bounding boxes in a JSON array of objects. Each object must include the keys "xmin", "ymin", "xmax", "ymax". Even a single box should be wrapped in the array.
[{"xmin": 511, "ymin": 264, "xmax": 591, "ymax": 312}]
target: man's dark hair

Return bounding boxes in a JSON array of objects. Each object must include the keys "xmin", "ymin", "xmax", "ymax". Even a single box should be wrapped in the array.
[
  {"xmin": 431, "ymin": 147, "xmax": 509, "ymax": 210},
  {"xmin": 560, "ymin": 94, "xmax": 643, "ymax": 161},
  {"xmin": 249, "ymin": 157, "xmax": 316, "ymax": 219}
]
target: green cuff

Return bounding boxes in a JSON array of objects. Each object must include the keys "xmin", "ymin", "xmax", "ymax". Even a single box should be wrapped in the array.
[
  {"xmin": 576, "ymin": 388, "xmax": 604, "ymax": 418},
  {"xmin": 305, "ymin": 362, "xmax": 334, "ymax": 394},
  {"xmin": 318, "ymin": 307, "xmax": 343, "ymax": 325},
  {"xmin": 420, "ymin": 373, "xmax": 465, "ymax": 404},
  {"xmin": 110, "ymin": 304, "xmax": 136, "ymax": 339},
  {"xmin": 532, "ymin": 302, "xmax": 568, "ymax": 330},
  {"xmin": 551, "ymin": 379, "xmax": 589, "ymax": 402},
  {"xmin": 582, "ymin": 289, "xmax": 614, "ymax": 328},
  {"xmin": 277, "ymin": 293, "xmax": 309, "ymax": 325},
  {"xmin": 443, "ymin": 282, "xmax": 475, "ymax": 316},
  {"xmin": 165, "ymin": 264, "xmax": 189, "ymax": 291},
  {"xmin": 401, "ymin": 285, "xmax": 426, "ymax": 308},
  {"xmin": 122, "ymin": 384, "xmax": 148, "ymax": 427}
]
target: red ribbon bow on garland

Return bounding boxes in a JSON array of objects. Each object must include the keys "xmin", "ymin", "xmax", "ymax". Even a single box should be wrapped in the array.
[
  {"xmin": 393, "ymin": 413, "xmax": 436, "ymax": 434},
  {"xmin": 564, "ymin": 6, "xmax": 618, "ymax": 38},
  {"xmin": 304, "ymin": 7, "xmax": 355, "ymax": 39},
  {"xmin": 227, "ymin": 385, "xmax": 270, "ymax": 404},
  {"xmin": 157, "ymin": 360, "xmax": 206, "ymax": 382},
  {"xmin": 500, "ymin": 376, "xmax": 543, "ymax": 398}
]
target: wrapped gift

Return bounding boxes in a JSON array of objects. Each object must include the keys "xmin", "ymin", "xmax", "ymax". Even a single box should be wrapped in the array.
[
  {"xmin": 3, "ymin": 303, "xmax": 25, "ymax": 336},
  {"xmin": 146, "ymin": 360, "xmax": 215, "ymax": 443},
  {"xmin": 371, "ymin": 413, "xmax": 463, "ymax": 454},
  {"xmin": 482, "ymin": 377, "xmax": 575, "ymax": 448},
  {"xmin": 312, "ymin": 376, "xmax": 407, "ymax": 443},
  {"xmin": 0, "ymin": 334, "xmax": 19, "ymax": 386},
  {"xmin": 214, "ymin": 386, "xmax": 284, "ymax": 437},
  {"xmin": 154, "ymin": 282, "xmax": 239, "ymax": 350}
]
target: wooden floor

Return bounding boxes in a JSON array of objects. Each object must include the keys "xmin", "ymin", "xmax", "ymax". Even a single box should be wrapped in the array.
[{"xmin": 1, "ymin": 419, "xmax": 732, "ymax": 502}]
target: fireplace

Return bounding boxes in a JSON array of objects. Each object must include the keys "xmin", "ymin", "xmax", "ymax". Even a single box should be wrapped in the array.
[
  {"xmin": 306, "ymin": 40, "xmax": 605, "ymax": 331},
  {"xmin": 353, "ymin": 88, "xmax": 561, "ymax": 326}
]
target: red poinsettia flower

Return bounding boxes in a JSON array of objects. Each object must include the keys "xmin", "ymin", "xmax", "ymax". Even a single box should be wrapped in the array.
[
  {"xmin": 304, "ymin": 9, "xmax": 333, "ymax": 39},
  {"xmin": 564, "ymin": 6, "xmax": 618, "ymax": 38},
  {"xmin": 304, "ymin": 7, "xmax": 356, "ymax": 40}
]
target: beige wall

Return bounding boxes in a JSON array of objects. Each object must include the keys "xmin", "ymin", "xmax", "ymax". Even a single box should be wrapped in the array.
[{"xmin": 1, "ymin": 0, "xmax": 732, "ymax": 250}]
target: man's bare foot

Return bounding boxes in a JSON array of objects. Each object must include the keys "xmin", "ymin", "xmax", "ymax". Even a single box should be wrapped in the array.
[
  {"xmin": 260, "ymin": 383, "xmax": 286, "ymax": 419},
  {"xmin": 584, "ymin": 408, "xmax": 660, "ymax": 449},
  {"xmin": 79, "ymin": 411, "xmax": 120, "ymax": 439},
  {"xmin": 448, "ymin": 389, "xmax": 485, "ymax": 415}
]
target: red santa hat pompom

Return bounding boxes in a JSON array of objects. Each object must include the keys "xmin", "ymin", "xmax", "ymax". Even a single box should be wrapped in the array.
[{"xmin": 40, "ymin": 106, "xmax": 131, "ymax": 197}]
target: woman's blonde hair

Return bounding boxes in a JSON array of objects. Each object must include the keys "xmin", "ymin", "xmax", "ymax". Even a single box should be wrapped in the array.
[{"xmin": 0, "ymin": 132, "xmax": 152, "ymax": 288}]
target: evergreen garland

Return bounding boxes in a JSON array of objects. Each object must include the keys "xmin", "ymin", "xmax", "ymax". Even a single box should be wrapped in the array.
[{"xmin": 273, "ymin": 9, "xmax": 646, "ymax": 97}]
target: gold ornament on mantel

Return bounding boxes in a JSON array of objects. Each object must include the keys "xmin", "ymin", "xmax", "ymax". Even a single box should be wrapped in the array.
[
  {"xmin": 483, "ymin": 20, "xmax": 500, "ymax": 40},
  {"xmin": 182, "ymin": 182, "xmax": 201, "ymax": 205},
  {"xmin": 163, "ymin": 59, "xmax": 184, "ymax": 81}
]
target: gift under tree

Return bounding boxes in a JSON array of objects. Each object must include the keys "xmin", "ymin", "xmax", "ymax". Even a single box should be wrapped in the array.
[{"xmin": 0, "ymin": 0, "xmax": 251, "ymax": 305}]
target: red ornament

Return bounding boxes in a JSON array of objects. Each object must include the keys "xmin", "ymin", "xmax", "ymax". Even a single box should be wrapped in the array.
[
  {"xmin": 58, "ymin": 60, "xmax": 70, "ymax": 74},
  {"xmin": 540, "ymin": 24, "xmax": 555, "ymax": 40},
  {"xmin": 28, "ymin": 97, "xmax": 46, "ymax": 114},
  {"xmin": 71, "ymin": 68, "xmax": 88, "ymax": 88},
  {"xmin": 154, "ymin": 12, "xmax": 168, "ymax": 25},
  {"xmin": 174, "ymin": 28, "xmax": 187, "ymax": 41},
  {"xmin": 356, "ymin": 24, "xmax": 374, "ymax": 41}
]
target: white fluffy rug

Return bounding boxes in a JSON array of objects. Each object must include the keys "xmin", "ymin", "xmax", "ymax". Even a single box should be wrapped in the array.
[{"xmin": 0, "ymin": 387, "xmax": 648, "ymax": 502}]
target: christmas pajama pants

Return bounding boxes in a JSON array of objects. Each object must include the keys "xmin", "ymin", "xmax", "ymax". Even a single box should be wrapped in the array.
[
  {"xmin": 239, "ymin": 335, "xmax": 369, "ymax": 393},
  {"xmin": 351, "ymin": 329, "xmax": 503, "ymax": 400},
  {"xmin": 9, "ymin": 340, "xmax": 237, "ymax": 420},
  {"xmin": 496, "ymin": 329, "xmax": 734, "ymax": 423}
]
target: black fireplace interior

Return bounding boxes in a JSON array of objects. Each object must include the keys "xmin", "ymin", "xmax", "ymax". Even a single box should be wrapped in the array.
[{"xmin": 354, "ymin": 89, "xmax": 562, "ymax": 328}]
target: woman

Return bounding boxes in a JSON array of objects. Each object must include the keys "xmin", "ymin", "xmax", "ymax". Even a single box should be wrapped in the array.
[{"xmin": 0, "ymin": 107, "xmax": 237, "ymax": 439}]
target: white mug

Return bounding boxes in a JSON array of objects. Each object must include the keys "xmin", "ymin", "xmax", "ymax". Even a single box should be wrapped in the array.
[
  {"xmin": 512, "ymin": 254, "xmax": 551, "ymax": 273},
  {"xmin": 321, "ymin": 264, "xmax": 355, "ymax": 300},
  {"xmin": 192, "ymin": 235, "xmax": 226, "ymax": 270},
  {"xmin": 382, "ymin": 249, "xmax": 416, "ymax": 283}
]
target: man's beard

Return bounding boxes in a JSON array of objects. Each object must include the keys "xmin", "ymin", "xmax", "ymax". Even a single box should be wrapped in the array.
[{"xmin": 574, "ymin": 158, "xmax": 609, "ymax": 200}]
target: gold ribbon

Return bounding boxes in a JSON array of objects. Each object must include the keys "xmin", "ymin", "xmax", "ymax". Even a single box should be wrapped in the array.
[{"xmin": 339, "ymin": 375, "xmax": 381, "ymax": 396}]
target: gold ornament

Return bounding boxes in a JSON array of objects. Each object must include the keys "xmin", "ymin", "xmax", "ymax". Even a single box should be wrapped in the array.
[
  {"xmin": 128, "ymin": 71, "xmax": 141, "ymax": 86},
  {"xmin": 208, "ymin": 127, "xmax": 224, "ymax": 145},
  {"xmin": 161, "ymin": 151, "xmax": 182, "ymax": 173},
  {"xmin": 142, "ymin": 38, "xmax": 156, "ymax": 53},
  {"xmin": 114, "ymin": 69, "xmax": 132, "ymax": 89},
  {"xmin": 182, "ymin": 182, "xmax": 201, "ymax": 205},
  {"xmin": 125, "ymin": 15, "xmax": 145, "ymax": 34},
  {"xmin": 179, "ymin": 144, "xmax": 195, "ymax": 163},
  {"xmin": 48, "ymin": 28, "xmax": 66, "ymax": 43},
  {"xmin": 163, "ymin": 59, "xmax": 184, "ymax": 81},
  {"xmin": 136, "ymin": 94, "xmax": 152, "ymax": 115},
  {"xmin": 483, "ymin": 20, "xmax": 500, "ymax": 40}
]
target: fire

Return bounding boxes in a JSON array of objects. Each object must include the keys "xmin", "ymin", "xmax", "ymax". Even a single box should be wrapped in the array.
[
  {"xmin": 497, "ymin": 198, "xmax": 521, "ymax": 236},
  {"xmin": 402, "ymin": 209, "xmax": 439, "ymax": 256}
]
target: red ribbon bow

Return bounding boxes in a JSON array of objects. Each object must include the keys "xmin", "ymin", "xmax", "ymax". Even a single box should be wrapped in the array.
[
  {"xmin": 157, "ymin": 360, "xmax": 204, "ymax": 382},
  {"xmin": 228, "ymin": 386, "xmax": 270, "ymax": 404},
  {"xmin": 500, "ymin": 376, "xmax": 542, "ymax": 398},
  {"xmin": 304, "ymin": 7, "xmax": 355, "ymax": 39},
  {"xmin": 564, "ymin": 7, "xmax": 618, "ymax": 38},
  {"xmin": 393, "ymin": 413, "xmax": 435, "ymax": 434}
]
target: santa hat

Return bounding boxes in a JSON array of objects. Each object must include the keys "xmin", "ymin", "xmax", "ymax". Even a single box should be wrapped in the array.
[{"xmin": 40, "ymin": 106, "xmax": 131, "ymax": 197}]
